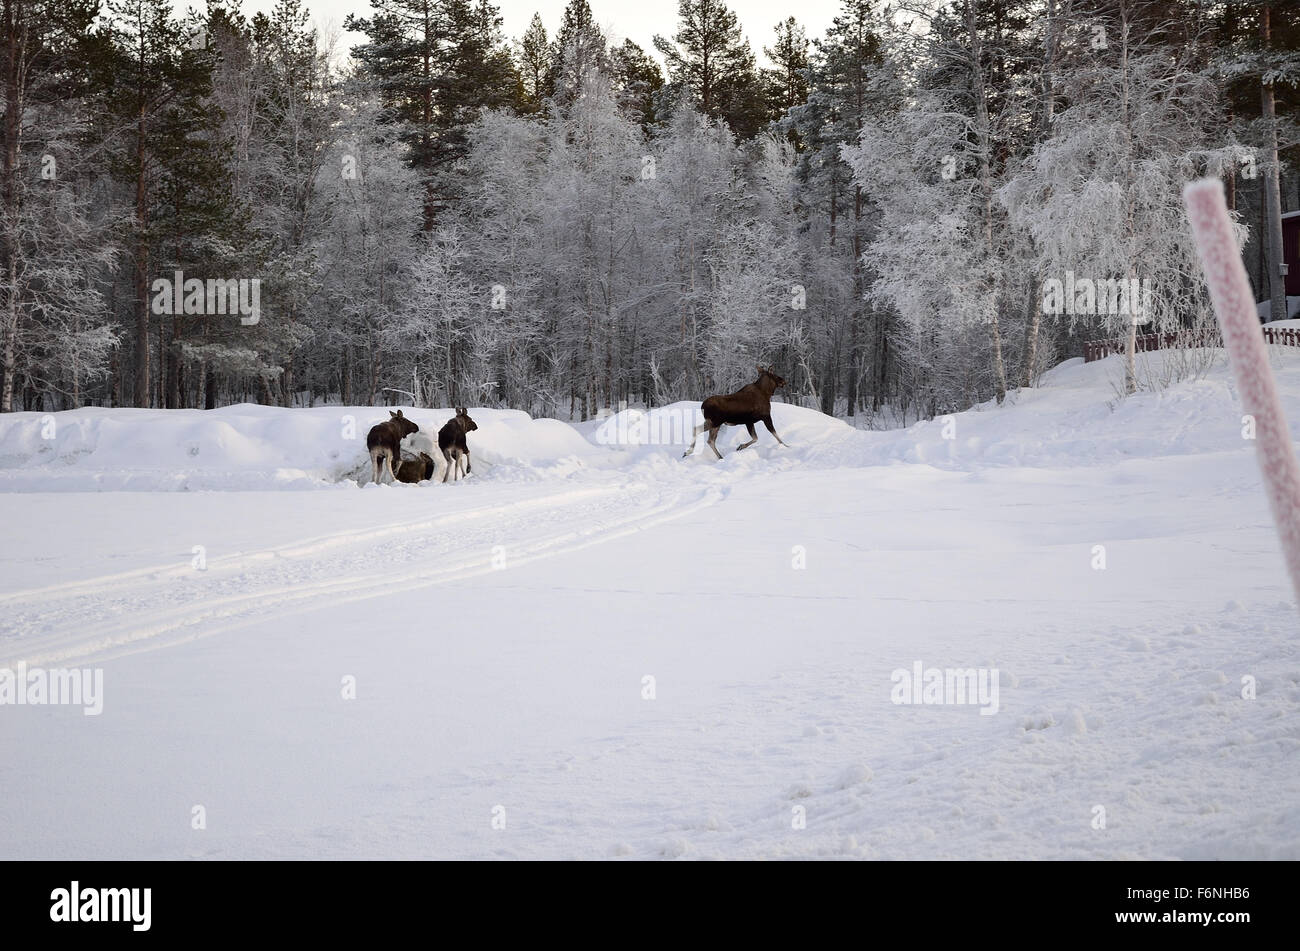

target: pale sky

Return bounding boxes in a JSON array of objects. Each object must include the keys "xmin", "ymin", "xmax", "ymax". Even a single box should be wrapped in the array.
[{"xmin": 203, "ymin": 0, "xmax": 846, "ymax": 69}]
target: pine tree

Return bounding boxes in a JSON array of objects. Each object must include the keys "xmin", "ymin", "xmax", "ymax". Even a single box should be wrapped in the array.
[
  {"xmin": 548, "ymin": 0, "xmax": 607, "ymax": 108},
  {"xmin": 101, "ymin": 0, "xmax": 192, "ymax": 407},
  {"xmin": 347, "ymin": 0, "xmax": 517, "ymax": 229},
  {"xmin": 763, "ymin": 17, "xmax": 809, "ymax": 125},
  {"xmin": 788, "ymin": 0, "xmax": 885, "ymax": 413},
  {"xmin": 610, "ymin": 39, "xmax": 664, "ymax": 128},
  {"xmin": 654, "ymin": 0, "xmax": 766, "ymax": 137},
  {"xmin": 516, "ymin": 12, "xmax": 551, "ymax": 112}
]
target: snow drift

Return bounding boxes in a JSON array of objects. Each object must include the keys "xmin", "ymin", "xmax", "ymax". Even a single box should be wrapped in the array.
[
  {"xmin": 5, "ymin": 347, "xmax": 1300, "ymax": 492},
  {"xmin": 0, "ymin": 405, "xmax": 600, "ymax": 492}
]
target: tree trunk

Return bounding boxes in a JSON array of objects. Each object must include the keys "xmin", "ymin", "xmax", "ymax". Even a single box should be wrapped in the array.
[
  {"xmin": 966, "ymin": 0, "xmax": 1008, "ymax": 403},
  {"xmin": 282, "ymin": 308, "xmax": 295, "ymax": 408},
  {"xmin": 156, "ymin": 312, "xmax": 166, "ymax": 408},
  {"xmin": 847, "ymin": 184, "xmax": 864, "ymax": 416},
  {"xmin": 341, "ymin": 346, "xmax": 353, "ymax": 406},
  {"xmin": 1261, "ymin": 5, "xmax": 1287, "ymax": 323},
  {"xmin": 0, "ymin": 0, "xmax": 23, "ymax": 413},
  {"xmin": 133, "ymin": 101, "xmax": 150, "ymax": 407},
  {"xmin": 820, "ymin": 330, "xmax": 837, "ymax": 415},
  {"xmin": 166, "ymin": 318, "xmax": 181, "ymax": 409},
  {"xmin": 1021, "ymin": 0, "xmax": 1056, "ymax": 390},
  {"xmin": 1120, "ymin": 5, "xmax": 1139, "ymax": 394},
  {"xmin": 1021, "ymin": 278, "xmax": 1042, "ymax": 387},
  {"xmin": 370, "ymin": 322, "xmax": 383, "ymax": 405}
]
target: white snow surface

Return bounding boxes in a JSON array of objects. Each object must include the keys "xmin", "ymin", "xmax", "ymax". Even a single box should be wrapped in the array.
[{"xmin": 1, "ymin": 349, "xmax": 1298, "ymax": 859}]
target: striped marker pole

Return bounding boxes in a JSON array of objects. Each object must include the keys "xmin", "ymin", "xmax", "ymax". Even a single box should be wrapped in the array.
[{"xmin": 1184, "ymin": 177, "xmax": 1300, "ymax": 607}]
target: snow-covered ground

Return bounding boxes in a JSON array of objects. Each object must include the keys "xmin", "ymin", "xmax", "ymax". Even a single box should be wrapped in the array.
[
  {"xmin": 2, "ymin": 350, "xmax": 1298, "ymax": 859},
  {"xmin": 1258, "ymin": 296, "xmax": 1300, "ymax": 322}
]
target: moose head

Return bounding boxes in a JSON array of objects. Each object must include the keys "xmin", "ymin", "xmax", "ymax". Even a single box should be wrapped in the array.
[
  {"xmin": 755, "ymin": 365, "xmax": 787, "ymax": 393},
  {"xmin": 454, "ymin": 407, "xmax": 478, "ymax": 433},
  {"xmin": 388, "ymin": 409, "xmax": 419, "ymax": 440}
]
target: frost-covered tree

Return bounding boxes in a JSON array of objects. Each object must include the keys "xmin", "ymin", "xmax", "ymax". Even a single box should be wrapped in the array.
[
  {"xmin": 999, "ymin": 4, "xmax": 1236, "ymax": 394},
  {"xmin": 1, "ymin": 0, "xmax": 118, "ymax": 411},
  {"xmin": 516, "ymin": 12, "xmax": 551, "ymax": 112},
  {"xmin": 317, "ymin": 99, "xmax": 421, "ymax": 404},
  {"xmin": 548, "ymin": 0, "xmax": 606, "ymax": 109}
]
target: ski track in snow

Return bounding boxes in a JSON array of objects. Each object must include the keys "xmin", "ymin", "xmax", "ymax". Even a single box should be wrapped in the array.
[
  {"xmin": 0, "ymin": 480, "xmax": 727, "ymax": 669},
  {"xmin": 2, "ymin": 351, "xmax": 1299, "ymax": 860}
]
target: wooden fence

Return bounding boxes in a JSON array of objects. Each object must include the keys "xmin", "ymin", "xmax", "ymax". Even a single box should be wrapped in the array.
[{"xmin": 1083, "ymin": 326, "xmax": 1300, "ymax": 362}]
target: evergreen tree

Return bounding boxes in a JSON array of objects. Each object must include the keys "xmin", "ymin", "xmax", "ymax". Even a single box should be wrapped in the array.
[
  {"xmin": 610, "ymin": 39, "xmax": 664, "ymax": 128},
  {"xmin": 100, "ymin": 0, "xmax": 193, "ymax": 406},
  {"xmin": 763, "ymin": 17, "xmax": 809, "ymax": 125},
  {"xmin": 516, "ymin": 12, "xmax": 551, "ymax": 112},
  {"xmin": 347, "ymin": 0, "xmax": 517, "ymax": 228},
  {"xmin": 654, "ymin": 0, "xmax": 767, "ymax": 137},
  {"xmin": 548, "ymin": 0, "xmax": 607, "ymax": 108}
]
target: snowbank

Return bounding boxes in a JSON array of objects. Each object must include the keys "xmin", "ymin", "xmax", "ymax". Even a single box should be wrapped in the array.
[
  {"xmin": 1257, "ymin": 296, "xmax": 1300, "ymax": 321},
  {"xmin": 0, "ymin": 405, "xmax": 598, "ymax": 492},
  {"xmin": 843, "ymin": 348, "xmax": 1300, "ymax": 471},
  {"xmin": 5, "ymin": 347, "xmax": 1300, "ymax": 491},
  {"xmin": 582, "ymin": 400, "xmax": 858, "ymax": 459}
]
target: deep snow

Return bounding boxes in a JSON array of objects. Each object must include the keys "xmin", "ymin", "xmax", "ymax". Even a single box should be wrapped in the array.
[{"xmin": 1, "ymin": 349, "xmax": 1297, "ymax": 859}]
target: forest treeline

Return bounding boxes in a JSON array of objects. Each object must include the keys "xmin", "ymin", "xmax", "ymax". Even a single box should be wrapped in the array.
[{"xmin": 0, "ymin": 0, "xmax": 1297, "ymax": 421}]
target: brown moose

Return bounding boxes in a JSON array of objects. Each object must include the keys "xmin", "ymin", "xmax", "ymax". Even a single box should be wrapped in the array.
[
  {"xmin": 683, "ymin": 366, "xmax": 788, "ymax": 460},
  {"xmin": 438, "ymin": 408, "xmax": 478, "ymax": 482},
  {"xmin": 393, "ymin": 452, "xmax": 438, "ymax": 483},
  {"xmin": 367, "ymin": 409, "xmax": 419, "ymax": 484}
]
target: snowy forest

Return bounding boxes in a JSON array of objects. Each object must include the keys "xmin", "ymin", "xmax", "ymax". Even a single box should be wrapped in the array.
[{"xmin": 0, "ymin": 0, "xmax": 1296, "ymax": 422}]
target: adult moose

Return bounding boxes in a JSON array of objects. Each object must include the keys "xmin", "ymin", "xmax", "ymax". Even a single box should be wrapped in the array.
[
  {"xmin": 683, "ymin": 366, "xmax": 788, "ymax": 460},
  {"xmin": 438, "ymin": 408, "xmax": 478, "ymax": 482},
  {"xmin": 367, "ymin": 409, "xmax": 419, "ymax": 484}
]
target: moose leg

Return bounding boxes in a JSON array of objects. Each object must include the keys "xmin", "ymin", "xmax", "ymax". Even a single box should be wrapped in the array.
[
  {"xmin": 464, "ymin": 450, "xmax": 471, "ymax": 475},
  {"xmin": 736, "ymin": 422, "xmax": 759, "ymax": 451},
  {"xmin": 384, "ymin": 448, "xmax": 398, "ymax": 483},
  {"xmin": 707, "ymin": 425, "xmax": 723, "ymax": 460},
  {"xmin": 683, "ymin": 422, "xmax": 709, "ymax": 457},
  {"xmin": 370, "ymin": 450, "xmax": 381, "ymax": 485},
  {"xmin": 761, "ymin": 415, "xmax": 787, "ymax": 447},
  {"xmin": 442, "ymin": 449, "xmax": 456, "ymax": 483}
]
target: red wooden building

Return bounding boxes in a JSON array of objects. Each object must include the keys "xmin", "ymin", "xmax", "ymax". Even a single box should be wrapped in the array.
[{"xmin": 1282, "ymin": 210, "xmax": 1300, "ymax": 297}]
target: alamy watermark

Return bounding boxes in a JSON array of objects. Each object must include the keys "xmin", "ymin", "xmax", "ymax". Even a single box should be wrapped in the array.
[
  {"xmin": 0, "ymin": 662, "xmax": 103, "ymax": 715},
  {"xmin": 593, "ymin": 405, "xmax": 701, "ymax": 446},
  {"xmin": 50, "ymin": 882, "xmax": 150, "ymax": 931},
  {"xmin": 890, "ymin": 661, "xmax": 1000, "ymax": 716},
  {"xmin": 1041, "ymin": 271, "xmax": 1152, "ymax": 324},
  {"xmin": 151, "ymin": 270, "xmax": 261, "ymax": 325}
]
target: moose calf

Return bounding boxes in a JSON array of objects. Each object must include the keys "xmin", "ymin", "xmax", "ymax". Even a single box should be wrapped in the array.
[
  {"xmin": 393, "ymin": 451, "xmax": 437, "ymax": 484},
  {"xmin": 683, "ymin": 365, "xmax": 788, "ymax": 460},
  {"xmin": 367, "ymin": 409, "xmax": 420, "ymax": 484},
  {"xmin": 400, "ymin": 431, "xmax": 446, "ymax": 482}
]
